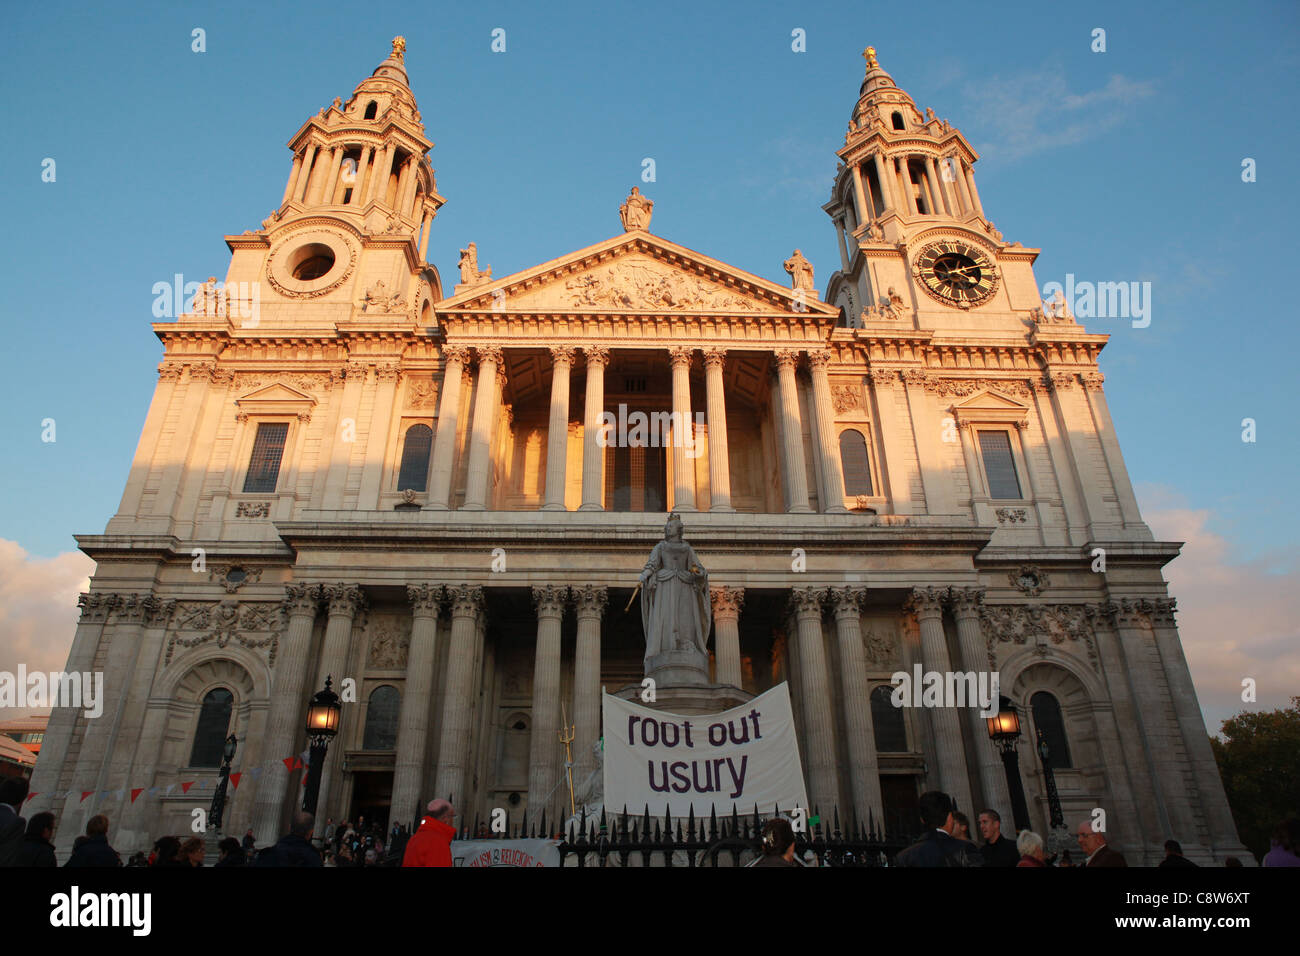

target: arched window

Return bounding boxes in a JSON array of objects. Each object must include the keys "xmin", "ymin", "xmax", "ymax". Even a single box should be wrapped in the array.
[
  {"xmin": 189, "ymin": 688, "xmax": 233, "ymax": 767},
  {"xmin": 870, "ymin": 685, "xmax": 908, "ymax": 752},
  {"xmin": 891, "ymin": 111, "xmax": 905, "ymax": 130},
  {"xmin": 396, "ymin": 423, "xmax": 433, "ymax": 491},
  {"xmin": 1031, "ymin": 691, "xmax": 1072, "ymax": 769},
  {"xmin": 363, "ymin": 686, "xmax": 400, "ymax": 750},
  {"xmin": 839, "ymin": 429, "xmax": 873, "ymax": 496},
  {"xmin": 364, "ymin": 100, "xmax": 378, "ymax": 119}
]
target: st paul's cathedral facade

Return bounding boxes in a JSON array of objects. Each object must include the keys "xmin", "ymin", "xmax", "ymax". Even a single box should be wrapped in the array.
[{"xmin": 28, "ymin": 39, "xmax": 1249, "ymax": 865}]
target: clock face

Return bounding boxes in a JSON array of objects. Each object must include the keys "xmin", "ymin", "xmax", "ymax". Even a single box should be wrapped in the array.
[{"xmin": 913, "ymin": 241, "xmax": 998, "ymax": 308}]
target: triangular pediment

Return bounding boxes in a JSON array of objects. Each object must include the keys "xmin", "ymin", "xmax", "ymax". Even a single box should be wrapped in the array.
[
  {"xmin": 437, "ymin": 232, "xmax": 839, "ymax": 318},
  {"xmin": 237, "ymin": 383, "xmax": 316, "ymax": 404},
  {"xmin": 952, "ymin": 389, "xmax": 1028, "ymax": 411}
]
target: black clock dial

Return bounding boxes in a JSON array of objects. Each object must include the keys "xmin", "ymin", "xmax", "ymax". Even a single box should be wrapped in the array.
[{"xmin": 913, "ymin": 241, "xmax": 998, "ymax": 308}]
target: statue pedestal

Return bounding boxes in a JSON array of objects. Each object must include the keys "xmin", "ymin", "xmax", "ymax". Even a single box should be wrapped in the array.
[
  {"xmin": 644, "ymin": 647, "xmax": 711, "ymax": 687},
  {"xmin": 613, "ymin": 681, "xmax": 752, "ymax": 716}
]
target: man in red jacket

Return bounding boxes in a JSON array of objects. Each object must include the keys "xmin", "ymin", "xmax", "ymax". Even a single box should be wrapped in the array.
[{"xmin": 402, "ymin": 799, "xmax": 456, "ymax": 867}]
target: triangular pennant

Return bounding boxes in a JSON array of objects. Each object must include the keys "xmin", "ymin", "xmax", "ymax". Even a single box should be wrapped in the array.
[
  {"xmin": 251, "ymin": 767, "xmax": 263, "ymax": 780},
  {"xmin": 181, "ymin": 781, "xmax": 194, "ymax": 794},
  {"xmin": 283, "ymin": 757, "xmax": 296, "ymax": 770},
  {"xmin": 114, "ymin": 790, "xmax": 123, "ymax": 799},
  {"xmin": 229, "ymin": 773, "xmax": 242, "ymax": 790},
  {"xmin": 81, "ymin": 791, "xmax": 93, "ymax": 802},
  {"xmin": 25, "ymin": 792, "xmax": 38, "ymax": 803},
  {"xmin": 148, "ymin": 787, "xmax": 159, "ymax": 796},
  {"xmin": 131, "ymin": 789, "xmax": 144, "ymax": 803},
  {"xmin": 164, "ymin": 785, "xmax": 175, "ymax": 796}
]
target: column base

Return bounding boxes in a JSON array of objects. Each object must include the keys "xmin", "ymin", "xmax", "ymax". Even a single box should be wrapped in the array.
[
  {"xmin": 823, "ymin": 505, "xmax": 849, "ymax": 514},
  {"xmin": 540, "ymin": 502, "xmax": 568, "ymax": 511},
  {"xmin": 460, "ymin": 503, "xmax": 486, "ymax": 511},
  {"xmin": 709, "ymin": 504, "xmax": 736, "ymax": 513},
  {"xmin": 426, "ymin": 502, "xmax": 449, "ymax": 511},
  {"xmin": 787, "ymin": 505, "xmax": 814, "ymax": 514},
  {"xmin": 577, "ymin": 502, "xmax": 604, "ymax": 511},
  {"xmin": 673, "ymin": 504, "xmax": 699, "ymax": 513}
]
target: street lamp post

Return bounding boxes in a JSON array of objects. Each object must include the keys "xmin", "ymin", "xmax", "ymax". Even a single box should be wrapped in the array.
[
  {"xmin": 986, "ymin": 696, "xmax": 1031, "ymax": 833},
  {"xmin": 1037, "ymin": 728, "xmax": 1065, "ymax": 829},
  {"xmin": 302, "ymin": 676, "xmax": 341, "ymax": 818},
  {"xmin": 209, "ymin": 734, "xmax": 238, "ymax": 831}
]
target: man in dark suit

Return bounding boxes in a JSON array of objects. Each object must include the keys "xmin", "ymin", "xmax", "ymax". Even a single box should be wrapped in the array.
[
  {"xmin": 0, "ymin": 777, "xmax": 30, "ymax": 867},
  {"xmin": 1158, "ymin": 839, "xmax": 1198, "ymax": 867},
  {"xmin": 895, "ymin": 791, "xmax": 983, "ymax": 867},
  {"xmin": 1075, "ymin": 819, "xmax": 1128, "ymax": 867},
  {"xmin": 977, "ymin": 808, "xmax": 1021, "ymax": 867}
]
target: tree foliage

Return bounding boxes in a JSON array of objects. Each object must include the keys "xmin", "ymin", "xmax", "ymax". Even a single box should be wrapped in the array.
[{"xmin": 1209, "ymin": 696, "xmax": 1300, "ymax": 861}]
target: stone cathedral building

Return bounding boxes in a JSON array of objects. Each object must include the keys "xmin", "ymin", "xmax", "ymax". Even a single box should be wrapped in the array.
[{"xmin": 30, "ymin": 39, "xmax": 1248, "ymax": 865}]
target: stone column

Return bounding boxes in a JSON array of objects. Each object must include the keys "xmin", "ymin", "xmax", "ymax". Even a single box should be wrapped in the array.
[
  {"xmin": 873, "ymin": 154, "xmax": 896, "ymax": 213},
  {"xmin": 282, "ymin": 153, "xmax": 303, "ymax": 204},
  {"xmin": 1148, "ymin": 599, "xmax": 1243, "ymax": 855},
  {"xmin": 103, "ymin": 598, "xmax": 177, "ymax": 848},
  {"xmin": 462, "ymin": 346, "xmax": 503, "ymax": 511},
  {"xmin": 418, "ymin": 208, "xmax": 433, "ymax": 261},
  {"xmin": 433, "ymin": 586, "xmax": 485, "ymax": 805},
  {"xmin": 905, "ymin": 586, "xmax": 973, "ymax": 815},
  {"xmin": 579, "ymin": 346, "xmax": 609, "ymax": 511},
  {"xmin": 542, "ymin": 346, "xmax": 574, "ymax": 510},
  {"xmin": 572, "ymin": 586, "xmax": 606, "ymax": 788},
  {"xmin": 312, "ymin": 584, "xmax": 366, "ymax": 822},
  {"xmin": 924, "ymin": 156, "xmax": 947, "ymax": 215},
  {"xmin": 829, "ymin": 587, "xmax": 884, "ymax": 829},
  {"xmin": 898, "ymin": 156, "xmax": 919, "ymax": 216},
  {"xmin": 390, "ymin": 584, "xmax": 444, "ymax": 830},
  {"xmin": 527, "ymin": 586, "xmax": 567, "ymax": 818},
  {"xmin": 428, "ymin": 346, "xmax": 470, "ymax": 509},
  {"xmin": 807, "ymin": 350, "xmax": 848, "ymax": 513},
  {"xmin": 702, "ymin": 349, "xmax": 733, "ymax": 512},
  {"xmin": 951, "ymin": 156, "xmax": 973, "ymax": 214},
  {"xmin": 321, "ymin": 146, "xmax": 344, "ymax": 205},
  {"xmin": 948, "ymin": 587, "xmax": 1011, "ymax": 815},
  {"xmin": 851, "ymin": 164, "xmax": 869, "ymax": 225},
  {"xmin": 963, "ymin": 161, "xmax": 985, "ymax": 218},
  {"xmin": 668, "ymin": 346, "xmax": 698, "ymax": 511},
  {"xmin": 774, "ymin": 350, "xmax": 812, "ymax": 513},
  {"xmin": 349, "ymin": 146, "xmax": 374, "ymax": 207},
  {"xmin": 252, "ymin": 584, "xmax": 321, "ymax": 843},
  {"xmin": 790, "ymin": 588, "xmax": 839, "ymax": 814},
  {"xmin": 1080, "ymin": 374, "xmax": 1146, "ymax": 529},
  {"xmin": 27, "ymin": 593, "xmax": 115, "ymax": 818},
  {"xmin": 58, "ymin": 594, "xmax": 149, "ymax": 848},
  {"xmin": 358, "ymin": 365, "xmax": 401, "ymax": 507},
  {"xmin": 395, "ymin": 158, "xmax": 414, "ymax": 214},
  {"xmin": 710, "ymin": 587, "xmax": 744, "ymax": 689},
  {"xmin": 294, "ymin": 144, "xmax": 318, "ymax": 202},
  {"xmin": 367, "ymin": 144, "xmax": 393, "ymax": 204}
]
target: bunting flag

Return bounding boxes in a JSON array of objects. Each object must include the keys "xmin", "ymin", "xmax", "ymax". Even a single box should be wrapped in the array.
[
  {"xmin": 25, "ymin": 792, "xmax": 38, "ymax": 803},
  {"xmin": 164, "ymin": 784, "xmax": 175, "ymax": 796},
  {"xmin": 148, "ymin": 787, "xmax": 159, "ymax": 796},
  {"xmin": 181, "ymin": 781, "xmax": 194, "ymax": 794},
  {"xmin": 251, "ymin": 767, "xmax": 263, "ymax": 780},
  {"xmin": 282, "ymin": 757, "xmax": 296, "ymax": 771},
  {"xmin": 131, "ymin": 789, "xmax": 144, "ymax": 803},
  {"xmin": 229, "ymin": 773, "xmax": 242, "ymax": 790},
  {"xmin": 53, "ymin": 750, "xmax": 320, "ymax": 807},
  {"xmin": 80, "ymin": 791, "xmax": 93, "ymax": 802}
]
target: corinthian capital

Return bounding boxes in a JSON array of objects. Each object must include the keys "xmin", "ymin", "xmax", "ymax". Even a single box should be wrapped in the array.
[
  {"xmin": 773, "ymin": 348, "xmax": 801, "ymax": 372},
  {"xmin": 447, "ymin": 584, "xmax": 485, "ymax": 619},
  {"xmin": 584, "ymin": 346, "xmax": 610, "ymax": 369},
  {"xmin": 477, "ymin": 345, "xmax": 504, "ymax": 367},
  {"xmin": 77, "ymin": 592, "xmax": 117, "ymax": 624},
  {"xmin": 702, "ymin": 348, "xmax": 727, "ymax": 372},
  {"xmin": 710, "ymin": 586, "xmax": 745, "ymax": 619},
  {"xmin": 829, "ymin": 585, "xmax": 865, "ymax": 619},
  {"xmin": 283, "ymin": 584, "xmax": 322, "ymax": 617},
  {"xmin": 572, "ymin": 584, "xmax": 607, "ymax": 619},
  {"xmin": 904, "ymin": 586, "xmax": 946, "ymax": 619},
  {"xmin": 947, "ymin": 586, "xmax": 986, "ymax": 619},
  {"xmin": 325, "ymin": 583, "xmax": 367, "ymax": 617},
  {"xmin": 442, "ymin": 345, "xmax": 472, "ymax": 367},
  {"xmin": 549, "ymin": 345, "xmax": 576, "ymax": 367},
  {"xmin": 407, "ymin": 583, "xmax": 445, "ymax": 615},
  {"xmin": 533, "ymin": 584, "xmax": 571, "ymax": 618},
  {"xmin": 788, "ymin": 586, "xmax": 826, "ymax": 618},
  {"xmin": 807, "ymin": 349, "xmax": 832, "ymax": 371}
]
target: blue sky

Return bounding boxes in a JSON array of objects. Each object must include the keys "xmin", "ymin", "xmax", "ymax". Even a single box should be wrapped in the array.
[{"xmin": 0, "ymin": 2, "xmax": 1297, "ymax": 731}]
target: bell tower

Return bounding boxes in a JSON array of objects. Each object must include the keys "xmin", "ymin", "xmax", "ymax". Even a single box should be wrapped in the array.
[
  {"xmin": 216, "ymin": 36, "xmax": 446, "ymax": 330},
  {"xmin": 823, "ymin": 46, "xmax": 1036, "ymax": 329}
]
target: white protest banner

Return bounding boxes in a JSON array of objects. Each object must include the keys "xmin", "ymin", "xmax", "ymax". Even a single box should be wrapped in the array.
[
  {"xmin": 602, "ymin": 683, "xmax": 809, "ymax": 818},
  {"xmin": 451, "ymin": 839, "xmax": 562, "ymax": 867}
]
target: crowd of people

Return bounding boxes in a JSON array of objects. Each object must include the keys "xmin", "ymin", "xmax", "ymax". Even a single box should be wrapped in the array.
[{"xmin": 3, "ymin": 774, "xmax": 1299, "ymax": 868}]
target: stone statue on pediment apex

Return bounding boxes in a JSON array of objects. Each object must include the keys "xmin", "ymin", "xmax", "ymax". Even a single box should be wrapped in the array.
[
  {"xmin": 458, "ymin": 242, "xmax": 492, "ymax": 286},
  {"xmin": 783, "ymin": 249, "xmax": 815, "ymax": 291},
  {"xmin": 619, "ymin": 187, "xmax": 654, "ymax": 232}
]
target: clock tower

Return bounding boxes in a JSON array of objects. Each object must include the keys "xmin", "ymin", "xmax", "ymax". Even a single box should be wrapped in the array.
[{"xmin": 823, "ymin": 47, "xmax": 1045, "ymax": 329}]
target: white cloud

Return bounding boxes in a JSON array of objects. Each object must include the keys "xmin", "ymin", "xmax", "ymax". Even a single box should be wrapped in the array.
[
  {"xmin": 960, "ymin": 68, "xmax": 1156, "ymax": 161},
  {"xmin": 1135, "ymin": 484, "xmax": 1300, "ymax": 735},
  {"xmin": 0, "ymin": 540, "xmax": 95, "ymax": 719}
]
